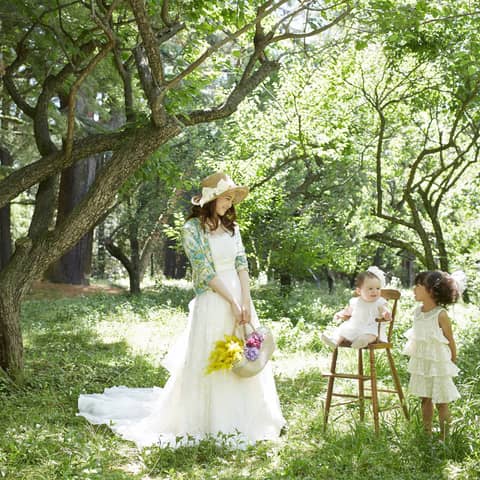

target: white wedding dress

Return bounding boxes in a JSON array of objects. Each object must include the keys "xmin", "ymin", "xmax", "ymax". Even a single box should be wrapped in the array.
[{"xmin": 78, "ymin": 231, "xmax": 285, "ymax": 448}]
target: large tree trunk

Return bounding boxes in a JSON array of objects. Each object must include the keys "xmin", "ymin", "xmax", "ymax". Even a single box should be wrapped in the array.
[
  {"xmin": 0, "ymin": 146, "xmax": 13, "ymax": 270},
  {"xmin": 0, "ymin": 240, "xmax": 32, "ymax": 382},
  {"xmin": 46, "ymin": 155, "xmax": 97, "ymax": 284},
  {"xmin": 129, "ymin": 220, "xmax": 141, "ymax": 294},
  {"xmin": 95, "ymin": 221, "xmax": 107, "ymax": 278},
  {"xmin": 164, "ymin": 237, "xmax": 177, "ymax": 278},
  {"xmin": 0, "ymin": 293, "xmax": 24, "ymax": 381}
]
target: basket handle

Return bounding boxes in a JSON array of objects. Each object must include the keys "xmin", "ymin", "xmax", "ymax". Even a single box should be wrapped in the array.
[{"xmin": 231, "ymin": 321, "xmax": 256, "ymax": 339}]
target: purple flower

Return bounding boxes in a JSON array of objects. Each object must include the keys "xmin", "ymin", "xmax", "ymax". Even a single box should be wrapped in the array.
[
  {"xmin": 244, "ymin": 346, "xmax": 260, "ymax": 361},
  {"xmin": 246, "ymin": 337, "xmax": 261, "ymax": 348},
  {"xmin": 246, "ymin": 332, "xmax": 264, "ymax": 349},
  {"xmin": 250, "ymin": 332, "xmax": 264, "ymax": 343}
]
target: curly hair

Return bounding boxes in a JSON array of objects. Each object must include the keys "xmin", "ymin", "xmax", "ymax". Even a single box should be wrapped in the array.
[
  {"xmin": 414, "ymin": 270, "xmax": 460, "ymax": 306},
  {"xmin": 186, "ymin": 199, "xmax": 236, "ymax": 235}
]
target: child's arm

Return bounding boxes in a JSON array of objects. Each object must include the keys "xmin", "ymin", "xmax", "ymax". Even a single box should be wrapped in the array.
[
  {"xmin": 334, "ymin": 304, "xmax": 352, "ymax": 322},
  {"xmin": 438, "ymin": 310, "xmax": 457, "ymax": 363},
  {"xmin": 379, "ymin": 305, "xmax": 392, "ymax": 320}
]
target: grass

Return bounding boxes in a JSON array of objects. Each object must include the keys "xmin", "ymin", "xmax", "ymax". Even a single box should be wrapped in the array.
[{"xmin": 1, "ymin": 281, "xmax": 479, "ymax": 479}]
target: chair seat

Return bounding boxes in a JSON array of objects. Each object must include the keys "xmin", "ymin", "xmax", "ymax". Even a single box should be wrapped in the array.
[{"xmin": 337, "ymin": 340, "xmax": 392, "ymax": 349}]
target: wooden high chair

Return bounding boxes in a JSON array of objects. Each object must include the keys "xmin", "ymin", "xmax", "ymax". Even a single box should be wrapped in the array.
[{"xmin": 323, "ymin": 288, "xmax": 409, "ymax": 433}]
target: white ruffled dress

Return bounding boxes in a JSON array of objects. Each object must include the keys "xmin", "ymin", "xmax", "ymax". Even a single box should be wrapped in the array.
[{"xmin": 403, "ymin": 306, "xmax": 460, "ymax": 403}]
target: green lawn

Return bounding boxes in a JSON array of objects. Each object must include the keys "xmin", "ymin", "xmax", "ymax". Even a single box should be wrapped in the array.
[{"xmin": 1, "ymin": 281, "xmax": 479, "ymax": 479}]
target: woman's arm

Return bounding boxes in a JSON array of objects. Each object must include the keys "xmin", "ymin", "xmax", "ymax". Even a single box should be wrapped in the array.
[
  {"xmin": 438, "ymin": 310, "xmax": 457, "ymax": 363},
  {"xmin": 208, "ymin": 276, "xmax": 244, "ymax": 324},
  {"xmin": 182, "ymin": 221, "xmax": 216, "ymax": 288},
  {"xmin": 238, "ymin": 269, "xmax": 251, "ymax": 324},
  {"xmin": 233, "ymin": 225, "xmax": 251, "ymax": 324}
]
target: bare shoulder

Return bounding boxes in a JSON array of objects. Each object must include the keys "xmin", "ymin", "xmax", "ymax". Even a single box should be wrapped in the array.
[{"xmin": 437, "ymin": 309, "xmax": 451, "ymax": 327}]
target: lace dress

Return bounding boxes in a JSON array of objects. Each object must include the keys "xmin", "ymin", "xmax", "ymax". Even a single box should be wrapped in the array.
[
  {"xmin": 78, "ymin": 230, "xmax": 285, "ymax": 448},
  {"xmin": 403, "ymin": 306, "xmax": 460, "ymax": 403}
]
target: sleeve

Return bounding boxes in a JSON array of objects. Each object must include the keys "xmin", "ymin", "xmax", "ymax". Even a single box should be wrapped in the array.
[
  {"xmin": 377, "ymin": 297, "xmax": 388, "ymax": 308},
  {"xmin": 234, "ymin": 225, "xmax": 249, "ymax": 273},
  {"xmin": 182, "ymin": 221, "xmax": 216, "ymax": 286}
]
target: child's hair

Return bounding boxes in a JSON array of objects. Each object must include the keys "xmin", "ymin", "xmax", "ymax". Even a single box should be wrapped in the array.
[
  {"xmin": 414, "ymin": 270, "xmax": 460, "ymax": 306},
  {"xmin": 355, "ymin": 271, "xmax": 381, "ymax": 288}
]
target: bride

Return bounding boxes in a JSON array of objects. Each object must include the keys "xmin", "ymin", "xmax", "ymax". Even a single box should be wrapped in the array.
[{"xmin": 78, "ymin": 172, "xmax": 285, "ymax": 448}]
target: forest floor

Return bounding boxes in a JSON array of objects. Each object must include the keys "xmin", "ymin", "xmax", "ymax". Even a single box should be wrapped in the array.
[
  {"xmin": 27, "ymin": 280, "xmax": 126, "ymax": 300},
  {"xmin": 2, "ymin": 281, "xmax": 479, "ymax": 479}
]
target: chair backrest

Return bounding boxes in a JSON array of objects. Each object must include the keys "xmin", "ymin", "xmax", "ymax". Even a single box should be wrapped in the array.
[{"xmin": 380, "ymin": 288, "xmax": 401, "ymax": 342}]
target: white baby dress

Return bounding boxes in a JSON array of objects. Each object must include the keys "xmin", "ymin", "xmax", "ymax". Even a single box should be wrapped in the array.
[
  {"xmin": 78, "ymin": 230, "xmax": 285, "ymax": 448},
  {"xmin": 334, "ymin": 297, "xmax": 388, "ymax": 342},
  {"xmin": 403, "ymin": 306, "xmax": 460, "ymax": 403}
]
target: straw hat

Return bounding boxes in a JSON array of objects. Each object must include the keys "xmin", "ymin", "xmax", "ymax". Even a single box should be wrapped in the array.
[{"xmin": 191, "ymin": 172, "xmax": 249, "ymax": 207}]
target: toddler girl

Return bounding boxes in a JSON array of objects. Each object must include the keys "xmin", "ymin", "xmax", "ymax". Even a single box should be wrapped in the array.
[
  {"xmin": 403, "ymin": 270, "xmax": 460, "ymax": 440},
  {"xmin": 321, "ymin": 266, "xmax": 391, "ymax": 349}
]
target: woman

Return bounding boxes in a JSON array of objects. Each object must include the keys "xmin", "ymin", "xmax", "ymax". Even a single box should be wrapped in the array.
[{"xmin": 78, "ymin": 172, "xmax": 285, "ymax": 448}]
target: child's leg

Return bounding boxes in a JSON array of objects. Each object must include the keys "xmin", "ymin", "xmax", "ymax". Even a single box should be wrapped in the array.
[
  {"xmin": 436, "ymin": 403, "xmax": 450, "ymax": 440},
  {"xmin": 321, "ymin": 333, "xmax": 342, "ymax": 349},
  {"xmin": 421, "ymin": 397, "xmax": 433, "ymax": 435},
  {"xmin": 351, "ymin": 334, "xmax": 377, "ymax": 349}
]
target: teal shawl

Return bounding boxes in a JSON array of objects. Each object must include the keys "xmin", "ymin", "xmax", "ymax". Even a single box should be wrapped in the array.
[{"xmin": 182, "ymin": 217, "xmax": 249, "ymax": 295}]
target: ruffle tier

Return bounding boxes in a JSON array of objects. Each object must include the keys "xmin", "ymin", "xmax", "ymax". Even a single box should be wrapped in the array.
[
  {"xmin": 407, "ymin": 356, "xmax": 459, "ymax": 378},
  {"xmin": 408, "ymin": 374, "xmax": 460, "ymax": 404},
  {"xmin": 403, "ymin": 326, "xmax": 449, "ymax": 344},
  {"xmin": 403, "ymin": 338, "xmax": 454, "ymax": 363}
]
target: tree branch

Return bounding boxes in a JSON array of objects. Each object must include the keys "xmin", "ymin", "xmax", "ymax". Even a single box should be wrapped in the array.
[
  {"xmin": 0, "ymin": 130, "xmax": 129, "ymax": 209},
  {"xmin": 269, "ymin": 4, "xmax": 351, "ymax": 43},
  {"xmin": 164, "ymin": 0, "xmax": 290, "ymax": 92},
  {"xmin": 129, "ymin": 0, "xmax": 165, "ymax": 85},
  {"xmin": 366, "ymin": 232, "xmax": 427, "ymax": 266},
  {"xmin": 64, "ymin": 40, "xmax": 114, "ymax": 164},
  {"xmin": 180, "ymin": 60, "xmax": 280, "ymax": 125}
]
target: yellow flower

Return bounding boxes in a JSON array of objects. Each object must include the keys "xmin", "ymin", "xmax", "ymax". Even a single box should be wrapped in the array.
[{"xmin": 205, "ymin": 334, "xmax": 244, "ymax": 374}]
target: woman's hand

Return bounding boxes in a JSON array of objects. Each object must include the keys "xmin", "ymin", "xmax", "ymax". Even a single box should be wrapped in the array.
[
  {"xmin": 230, "ymin": 300, "xmax": 244, "ymax": 325},
  {"xmin": 241, "ymin": 301, "xmax": 251, "ymax": 325}
]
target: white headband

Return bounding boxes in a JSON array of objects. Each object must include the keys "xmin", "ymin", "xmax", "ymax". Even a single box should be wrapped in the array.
[{"xmin": 367, "ymin": 266, "xmax": 386, "ymax": 288}]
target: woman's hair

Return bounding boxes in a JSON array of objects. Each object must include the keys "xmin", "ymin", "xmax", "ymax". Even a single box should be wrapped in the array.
[
  {"xmin": 186, "ymin": 199, "xmax": 236, "ymax": 235},
  {"xmin": 355, "ymin": 271, "xmax": 381, "ymax": 288},
  {"xmin": 414, "ymin": 270, "xmax": 460, "ymax": 306}
]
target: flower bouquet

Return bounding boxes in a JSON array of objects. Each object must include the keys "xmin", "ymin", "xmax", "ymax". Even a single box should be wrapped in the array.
[
  {"xmin": 206, "ymin": 325, "xmax": 275, "ymax": 378},
  {"xmin": 243, "ymin": 331, "xmax": 265, "ymax": 361},
  {"xmin": 205, "ymin": 334, "xmax": 244, "ymax": 374}
]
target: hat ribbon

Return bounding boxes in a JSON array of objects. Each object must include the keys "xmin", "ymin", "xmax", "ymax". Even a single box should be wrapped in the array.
[{"xmin": 199, "ymin": 178, "xmax": 236, "ymax": 207}]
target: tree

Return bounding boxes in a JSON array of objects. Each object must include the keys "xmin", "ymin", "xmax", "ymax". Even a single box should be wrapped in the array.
[
  {"xmin": 352, "ymin": 1, "xmax": 480, "ymax": 270},
  {"xmin": 0, "ymin": 0, "xmax": 352, "ymax": 379}
]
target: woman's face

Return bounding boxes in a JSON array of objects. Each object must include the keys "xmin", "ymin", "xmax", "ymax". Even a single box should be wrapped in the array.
[{"xmin": 215, "ymin": 193, "xmax": 234, "ymax": 217}]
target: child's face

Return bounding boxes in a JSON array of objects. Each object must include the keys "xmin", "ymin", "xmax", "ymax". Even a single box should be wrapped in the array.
[
  {"xmin": 413, "ymin": 283, "xmax": 429, "ymax": 302},
  {"xmin": 356, "ymin": 277, "xmax": 382, "ymax": 302}
]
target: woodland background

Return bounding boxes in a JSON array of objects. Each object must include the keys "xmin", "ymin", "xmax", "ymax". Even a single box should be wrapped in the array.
[{"xmin": 0, "ymin": 1, "xmax": 479, "ymax": 478}]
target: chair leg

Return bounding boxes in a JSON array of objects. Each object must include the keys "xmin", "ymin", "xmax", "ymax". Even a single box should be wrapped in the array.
[
  {"xmin": 369, "ymin": 348, "xmax": 379, "ymax": 434},
  {"xmin": 386, "ymin": 349, "xmax": 410, "ymax": 420},
  {"xmin": 324, "ymin": 347, "xmax": 338, "ymax": 429},
  {"xmin": 358, "ymin": 348, "xmax": 365, "ymax": 421}
]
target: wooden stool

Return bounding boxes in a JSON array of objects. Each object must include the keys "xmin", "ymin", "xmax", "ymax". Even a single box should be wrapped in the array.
[{"xmin": 323, "ymin": 289, "xmax": 409, "ymax": 433}]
